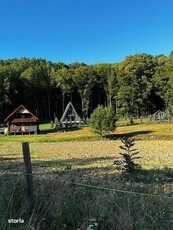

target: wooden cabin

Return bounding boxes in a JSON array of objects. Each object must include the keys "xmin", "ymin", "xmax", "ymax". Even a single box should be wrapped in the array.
[{"xmin": 4, "ymin": 105, "xmax": 39, "ymax": 134}]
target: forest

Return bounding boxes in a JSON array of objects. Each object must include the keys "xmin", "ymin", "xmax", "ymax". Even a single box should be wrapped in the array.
[{"xmin": 0, "ymin": 52, "xmax": 173, "ymax": 122}]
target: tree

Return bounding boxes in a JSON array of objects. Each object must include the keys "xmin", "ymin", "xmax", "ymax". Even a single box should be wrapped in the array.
[
  {"xmin": 73, "ymin": 65, "xmax": 97, "ymax": 120},
  {"xmin": 94, "ymin": 63, "xmax": 119, "ymax": 108},
  {"xmin": 89, "ymin": 105, "xmax": 116, "ymax": 137},
  {"xmin": 55, "ymin": 67, "xmax": 75, "ymax": 113},
  {"xmin": 20, "ymin": 59, "xmax": 55, "ymax": 121},
  {"xmin": 114, "ymin": 137, "xmax": 141, "ymax": 173},
  {"xmin": 1, "ymin": 51, "xmax": 173, "ymax": 124},
  {"xmin": 116, "ymin": 53, "xmax": 156, "ymax": 118},
  {"xmin": 153, "ymin": 53, "xmax": 173, "ymax": 113}
]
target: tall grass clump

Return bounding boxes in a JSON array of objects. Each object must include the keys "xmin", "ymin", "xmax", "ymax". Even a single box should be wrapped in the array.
[
  {"xmin": 0, "ymin": 175, "xmax": 26, "ymax": 230},
  {"xmin": 1, "ymin": 175, "xmax": 173, "ymax": 229}
]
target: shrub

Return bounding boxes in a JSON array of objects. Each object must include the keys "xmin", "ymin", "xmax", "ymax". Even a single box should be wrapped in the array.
[{"xmin": 89, "ymin": 105, "xmax": 116, "ymax": 137}]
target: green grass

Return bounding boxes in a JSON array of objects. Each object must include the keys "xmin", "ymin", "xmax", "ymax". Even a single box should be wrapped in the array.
[
  {"xmin": 0, "ymin": 126, "xmax": 101, "ymax": 143},
  {"xmin": 116, "ymin": 117, "xmax": 149, "ymax": 126},
  {"xmin": 1, "ymin": 121, "xmax": 173, "ymax": 143},
  {"xmin": 115, "ymin": 122, "xmax": 173, "ymax": 140}
]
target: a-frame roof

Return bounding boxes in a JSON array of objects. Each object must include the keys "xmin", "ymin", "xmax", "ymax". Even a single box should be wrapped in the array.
[
  {"xmin": 60, "ymin": 102, "xmax": 80, "ymax": 122},
  {"xmin": 4, "ymin": 105, "xmax": 39, "ymax": 122},
  {"xmin": 153, "ymin": 110, "xmax": 163, "ymax": 114}
]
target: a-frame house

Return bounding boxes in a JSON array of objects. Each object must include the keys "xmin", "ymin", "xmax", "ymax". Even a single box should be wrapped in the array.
[{"xmin": 60, "ymin": 102, "xmax": 80, "ymax": 124}]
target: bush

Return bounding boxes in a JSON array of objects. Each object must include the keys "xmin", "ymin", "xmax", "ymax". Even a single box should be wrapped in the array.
[{"xmin": 89, "ymin": 105, "xmax": 116, "ymax": 137}]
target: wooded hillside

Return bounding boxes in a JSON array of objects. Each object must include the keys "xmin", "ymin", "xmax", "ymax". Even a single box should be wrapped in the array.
[{"xmin": 0, "ymin": 52, "xmax": 173, "ymax": 122}]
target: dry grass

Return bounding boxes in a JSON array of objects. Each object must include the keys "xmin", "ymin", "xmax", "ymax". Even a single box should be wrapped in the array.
[{"xmin": 1, "ymin": 139, "xmax": 173, "ymax": 173}]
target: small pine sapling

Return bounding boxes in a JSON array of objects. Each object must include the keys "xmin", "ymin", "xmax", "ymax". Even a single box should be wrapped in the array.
[{"xmin": 114, "ymin": 136, "xmax": 142, "ymax": 172}]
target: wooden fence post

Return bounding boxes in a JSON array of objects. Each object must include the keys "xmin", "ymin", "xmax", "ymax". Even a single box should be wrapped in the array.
[{"xmin": 22, "ymin": 142, "xmax": 34, "ymax": 213}]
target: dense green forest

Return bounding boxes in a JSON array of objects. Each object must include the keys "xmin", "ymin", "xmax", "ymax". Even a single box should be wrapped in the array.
[{"xmin": 0, "ymin": 52, "xmax": 173, "ymax": 122}]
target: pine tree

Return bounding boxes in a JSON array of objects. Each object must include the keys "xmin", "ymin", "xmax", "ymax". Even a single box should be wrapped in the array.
[
  {"xmin": 114, "ymin": 137, "xmax": 141, "ymax": 172},
  {"xmin": 89, "ymin": 105, "xmax": 116, "ymax": 137}
]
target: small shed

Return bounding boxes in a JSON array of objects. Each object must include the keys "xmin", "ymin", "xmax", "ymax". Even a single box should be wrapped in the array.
[
  {"xmin": 4, "ymin": 105, "xmax": 39, "ymax": 134},
  {"xmin": 152, "ymin": 110, "xmax": 166, "ymax": 120}
]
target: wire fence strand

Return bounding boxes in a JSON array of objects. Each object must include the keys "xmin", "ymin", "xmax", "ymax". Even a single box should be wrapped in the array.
[{"xmin": 3, "ymin": 171, "xmax": 173, "ymax": 200}]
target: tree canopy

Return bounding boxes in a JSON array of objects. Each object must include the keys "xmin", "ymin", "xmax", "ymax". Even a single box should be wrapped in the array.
[{"xmin": 0, "ymin": 52, "xmax": 173, "ymax": 122}]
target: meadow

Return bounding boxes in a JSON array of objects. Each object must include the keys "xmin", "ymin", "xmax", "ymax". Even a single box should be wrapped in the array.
[{"xmin": 1, "ymin": 121, "xmax": 173, "ymax": 229}]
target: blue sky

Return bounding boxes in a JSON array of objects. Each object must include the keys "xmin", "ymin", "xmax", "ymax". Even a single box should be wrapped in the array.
[{"xmin": 0, "ymin": 0, "xmax": 173, "ymax": 64}]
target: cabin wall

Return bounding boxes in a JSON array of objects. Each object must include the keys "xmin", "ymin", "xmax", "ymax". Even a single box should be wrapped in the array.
[{"xmin": 9, "ymin": 123, "xmax": 38, "ymax": 133}]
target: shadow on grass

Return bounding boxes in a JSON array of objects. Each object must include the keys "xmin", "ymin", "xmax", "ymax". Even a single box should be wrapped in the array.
[
  {"xmin": 32, "ymin": 156, "xmax": 116, "ymax": 168},
  {"xmin": 0, "ymin": 155, "xmax": 22, "ymax": 172},
  {"xmin": 1, "ymin": 153, "xmax": 173, "ymax": 191},
  {"xmin": 40, "ymin": 126, "xmax": 82, "ymax": 134},
  {"xmin": 0, "ymin": 157, "xmax": 19, "ymax": 161},
  {"xmin": 106, "ymin": 130, "xmax": 154, "ymax": 140},
  {"xmin": 121, "ymin": 167, "xmax": 173, "ymax": 185},
  {"xmin": 116, "ymin": 122, "xmax": 145, "ymax": 127},
  {"xmin": 0, "ymin": 155, "xmax": 115, "ymax": 174}
]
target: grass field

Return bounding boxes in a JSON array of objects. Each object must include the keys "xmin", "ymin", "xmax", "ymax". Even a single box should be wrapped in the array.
[
  {"xmin": 1, "ymin": 139, "xmax": 173, "ymax": 172},
  {"xmin": 1, "ymin": 122, "xmax": 173, "ymax": 193},
  {"xmin": 1, "ymin": 122, "xmax": 173, "ymax": 229},
  {"xmin": 1, "ymin": 121, "xmax": 173, "ymax": 143}
]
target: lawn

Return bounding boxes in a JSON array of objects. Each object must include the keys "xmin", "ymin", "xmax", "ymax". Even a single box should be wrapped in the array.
[
  {"xmin": 115, "ymin": 122, "xmax": 173, "ymax": 140},
  {"xmin": 1, "ymin": 121, "xmax": 173, "ymax": 143},
  {"xmin": 0, "ymin": 126, "xmax": 101, "ymax": 143}
]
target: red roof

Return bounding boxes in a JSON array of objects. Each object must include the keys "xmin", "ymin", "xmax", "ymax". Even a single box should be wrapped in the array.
[
  {"xmin": 11, "ymin": 118, "xmax": 38, "ymax": 123},
  {"xmin": 4, "ymin": 105, "xmax": 39, "ymax": 122}
]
